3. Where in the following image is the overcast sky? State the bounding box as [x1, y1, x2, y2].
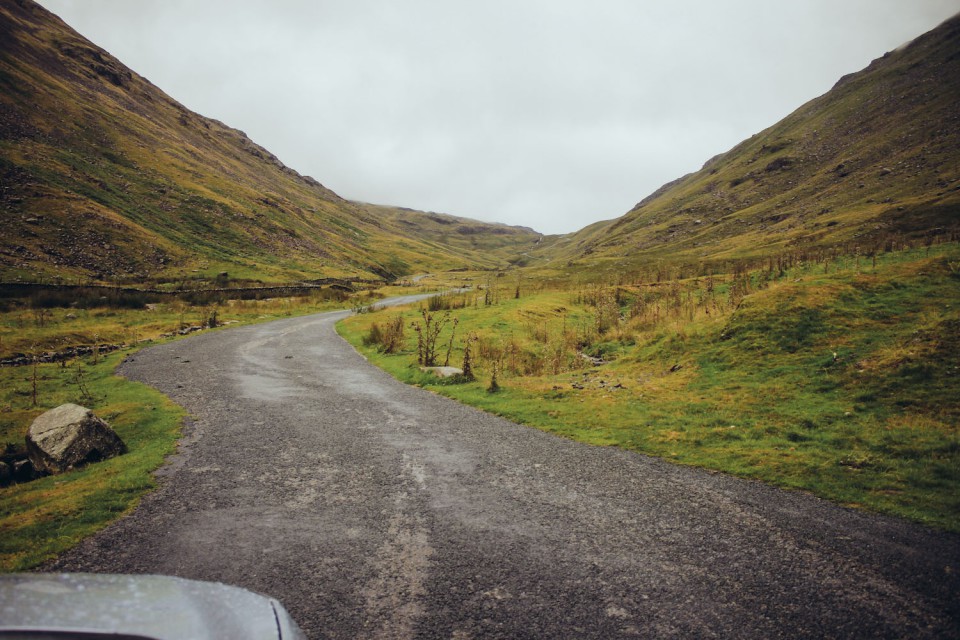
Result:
[38, 1, 958, 235]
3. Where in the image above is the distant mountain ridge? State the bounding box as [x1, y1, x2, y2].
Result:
[0, 0, 543, 284]
[539, 13, 960, 271]
[3, 0, 956, 284]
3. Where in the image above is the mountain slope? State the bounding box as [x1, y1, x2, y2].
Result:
[541, 13, 960, 271]
[0, 0, 542, 284]
[355, 202, 547, 269]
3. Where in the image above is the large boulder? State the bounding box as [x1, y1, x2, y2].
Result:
[26, 404, 126, 475]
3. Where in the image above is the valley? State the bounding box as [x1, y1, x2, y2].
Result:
[0, 1, 958, 636]
[40, 294, 960, 640]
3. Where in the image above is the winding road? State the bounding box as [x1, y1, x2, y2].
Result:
[48, 301, 960, 639]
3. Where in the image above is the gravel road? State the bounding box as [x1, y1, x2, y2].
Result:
[48, 303, 960, 639]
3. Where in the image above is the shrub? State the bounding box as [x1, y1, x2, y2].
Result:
[428, 292, 469, 311]
[461, 333, 476, 381]
[363, 322, 384, 347]
[381, 315, 405, 354]
[412, 309, 451, 366]
[362, 315, 405, 353]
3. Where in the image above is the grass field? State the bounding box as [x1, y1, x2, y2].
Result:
[340, 244, 960, 531]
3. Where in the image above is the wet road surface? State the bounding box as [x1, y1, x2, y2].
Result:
[48, 305, 960, 638]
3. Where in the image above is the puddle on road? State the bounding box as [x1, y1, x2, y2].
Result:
[236, 372, 310, 401]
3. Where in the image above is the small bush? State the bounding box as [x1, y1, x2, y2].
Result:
[428, 292, 469, 311]
[363, 315, 405, 353]
[363, 322, 385, 347]
[412, 309, 451, 366]
[381, 315, 405, 353]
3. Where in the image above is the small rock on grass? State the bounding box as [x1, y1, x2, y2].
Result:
[421, 366, 464, 378]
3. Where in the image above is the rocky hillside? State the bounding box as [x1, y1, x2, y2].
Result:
[0, 0, 542, 284]
[540, 13, 960, 271]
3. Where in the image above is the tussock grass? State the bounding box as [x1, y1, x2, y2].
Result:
[0, 289, 363, 360]
[340, 244, 960, 531]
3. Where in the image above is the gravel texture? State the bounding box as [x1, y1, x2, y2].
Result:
[47, 305, 960, 639]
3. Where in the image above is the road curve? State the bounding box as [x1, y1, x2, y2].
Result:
[48, 305, 960, 639]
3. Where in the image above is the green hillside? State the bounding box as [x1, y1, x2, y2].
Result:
[0, 1, 542, 285]
[355, 203, 549, 270]
[534, 13, 960, 275]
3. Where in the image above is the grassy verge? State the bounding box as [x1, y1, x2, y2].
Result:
[0, 353, 181, 570]
[0, 288, 379, 359]
[0, 283, 441, 571]
[339, 244, 960, 531]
